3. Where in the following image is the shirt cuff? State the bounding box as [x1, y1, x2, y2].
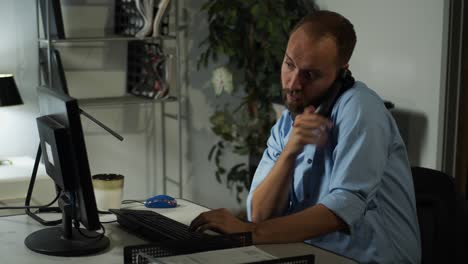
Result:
[318, 189, 366, 229]
[246, 192, 253, 222]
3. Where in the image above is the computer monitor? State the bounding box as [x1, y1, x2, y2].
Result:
[24, 86, 109, 256]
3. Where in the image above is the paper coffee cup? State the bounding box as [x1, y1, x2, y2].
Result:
[92, 173, 124, 211]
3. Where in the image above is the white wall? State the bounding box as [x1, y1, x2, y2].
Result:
[0, 1, 41, 158]
[182, 1, 249, 211]
[316, 0, 449, 169]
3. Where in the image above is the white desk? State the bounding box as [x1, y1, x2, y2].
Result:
[0, 156, 55, 203]
[0, 199, 357, 264]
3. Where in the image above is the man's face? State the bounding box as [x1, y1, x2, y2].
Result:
[281, 27, 341, 115]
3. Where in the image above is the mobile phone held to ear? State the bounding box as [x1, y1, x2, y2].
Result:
[314, 69, 351, 117]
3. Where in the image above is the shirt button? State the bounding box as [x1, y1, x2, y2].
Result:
[307, 159, 312, 164]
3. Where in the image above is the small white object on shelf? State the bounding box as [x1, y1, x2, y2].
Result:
[152, 0, 171, 37]
[135, 0, 155, 38]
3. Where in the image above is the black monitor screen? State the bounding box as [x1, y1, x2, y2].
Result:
[25, 86, 109, 256]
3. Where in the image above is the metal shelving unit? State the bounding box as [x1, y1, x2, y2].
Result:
[36, 0, 183, 198]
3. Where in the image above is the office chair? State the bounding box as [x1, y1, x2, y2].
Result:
[411, 167, 457, 264]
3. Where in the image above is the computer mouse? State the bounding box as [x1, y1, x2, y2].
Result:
[144, 194, 177, 208]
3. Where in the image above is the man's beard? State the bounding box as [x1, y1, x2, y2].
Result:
[282, 89, 314, 119]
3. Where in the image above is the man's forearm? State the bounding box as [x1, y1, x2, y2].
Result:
[251, 204, 347, 244]
[251, 150, 297, 222]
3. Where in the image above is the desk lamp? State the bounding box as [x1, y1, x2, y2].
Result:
[0, 74, 23, 166]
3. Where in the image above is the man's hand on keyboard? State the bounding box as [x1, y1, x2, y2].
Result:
[189, 208, 255, 234]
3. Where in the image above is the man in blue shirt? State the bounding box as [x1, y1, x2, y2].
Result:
[190, 10, 420, 263]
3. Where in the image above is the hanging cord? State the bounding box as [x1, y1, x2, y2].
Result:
[122, 199, 145, 205]
[73, 219, 106, 240]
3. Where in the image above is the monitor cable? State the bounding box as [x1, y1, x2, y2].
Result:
[73, 219, 106, 240]
[122, 199, 145, 205]
[0, 190, 61, 223]
[0, 190, 60, 210]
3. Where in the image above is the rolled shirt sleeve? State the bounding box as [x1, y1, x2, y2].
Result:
[318, 92, 390, 229]
[246, 111, 290, 221]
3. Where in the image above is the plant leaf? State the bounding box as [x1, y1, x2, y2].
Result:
[208, 144, 217, 161]
[215, 171, 221, 183]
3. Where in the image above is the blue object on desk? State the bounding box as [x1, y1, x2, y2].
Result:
[144, 194, 177, 208]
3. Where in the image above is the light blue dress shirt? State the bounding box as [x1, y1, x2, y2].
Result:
[247, 81, 421, 263]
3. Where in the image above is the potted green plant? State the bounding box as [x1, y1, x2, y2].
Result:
[198, 0, 317, 203]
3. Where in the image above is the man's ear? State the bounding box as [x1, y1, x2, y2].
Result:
[343, 63, 349, 70]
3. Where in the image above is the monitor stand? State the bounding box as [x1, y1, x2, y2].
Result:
[24, 195, 109, 257]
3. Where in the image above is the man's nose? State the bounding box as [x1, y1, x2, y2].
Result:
[288, 71, 302, 90]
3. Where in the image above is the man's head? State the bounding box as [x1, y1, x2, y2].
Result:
[282, 10, 357, 115]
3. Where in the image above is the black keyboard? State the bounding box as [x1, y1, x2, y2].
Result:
[110, 209, 213, 242]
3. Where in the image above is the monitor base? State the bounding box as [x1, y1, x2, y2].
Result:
[25, 226, 109, 257]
